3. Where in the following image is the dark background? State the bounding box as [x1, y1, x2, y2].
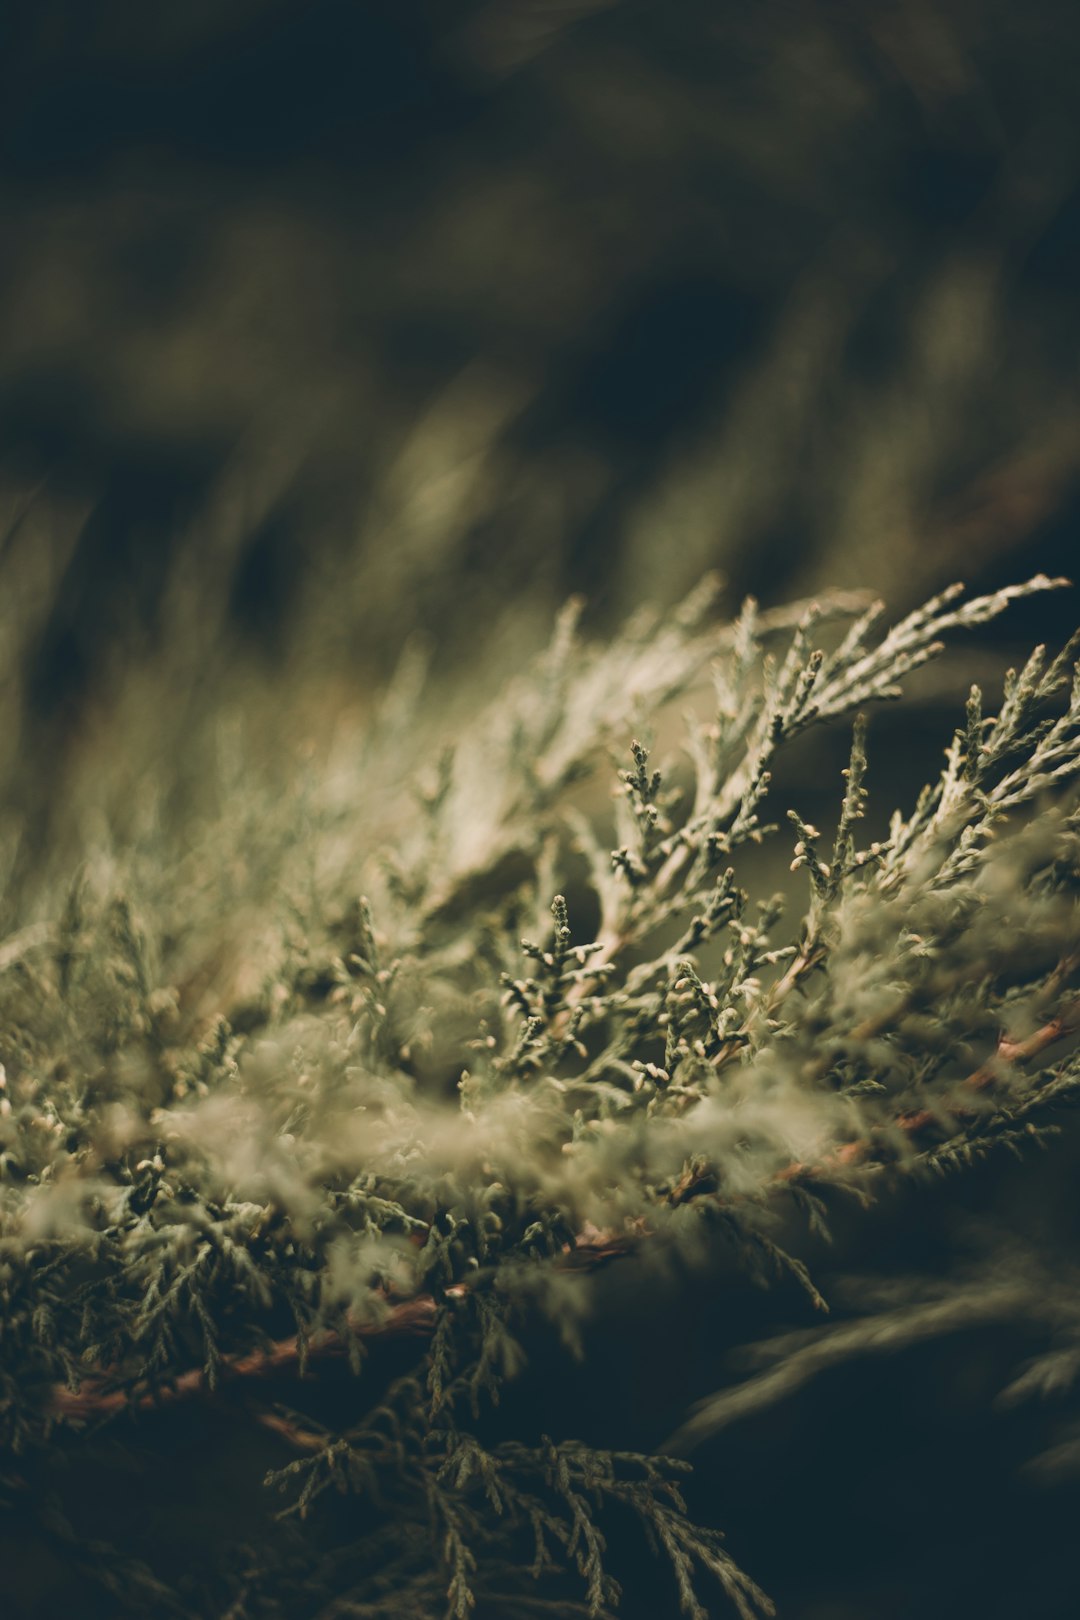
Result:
[2, 0, 1079, 883]
[2, 3, 1080, 1615]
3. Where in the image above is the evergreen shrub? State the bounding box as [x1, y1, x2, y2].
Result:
[2, 574, 1079, 1616]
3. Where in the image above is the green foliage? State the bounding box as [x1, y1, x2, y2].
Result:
[1, 574, 1079, 1616]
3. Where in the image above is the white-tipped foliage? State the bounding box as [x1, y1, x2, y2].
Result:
[1, 575, 1078, 1616]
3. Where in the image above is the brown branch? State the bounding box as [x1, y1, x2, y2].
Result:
[892, 1007, 1080, 1136]
[250, 1407, 331, 1452]
[783, 999, 1080, 1180]
[672, 998, 1080, 1203]
[49, 1000, 1079, 1432]
[49, 1295, 439, 1425]
[46, 1236, 635, 1430]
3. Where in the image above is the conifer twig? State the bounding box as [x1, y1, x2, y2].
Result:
[13, 573, 1080, 1617]
[50, 992, 1078, 1430]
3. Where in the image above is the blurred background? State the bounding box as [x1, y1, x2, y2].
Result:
[2, 8, 1080, 1614]
[1, 0, 1079, 902]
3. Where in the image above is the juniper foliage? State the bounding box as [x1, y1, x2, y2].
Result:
[1, 574, 1079, 1617]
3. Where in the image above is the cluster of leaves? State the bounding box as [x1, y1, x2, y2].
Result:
[1, 575, 1079, 1616]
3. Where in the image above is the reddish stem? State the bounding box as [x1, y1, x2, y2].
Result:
[49, 1004, 1077, 1429]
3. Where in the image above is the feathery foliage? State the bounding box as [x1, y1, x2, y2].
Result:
[1, 573, 1079, 1617]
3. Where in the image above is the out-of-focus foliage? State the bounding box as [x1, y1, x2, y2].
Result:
[2, 576, 1078, 1616]
[2, 0, 1080, 898]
